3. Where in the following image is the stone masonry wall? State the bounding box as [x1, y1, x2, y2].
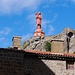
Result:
[42, 60, 75, 75]
[51, 40, 64, 53]
[12, 36, 21, 48]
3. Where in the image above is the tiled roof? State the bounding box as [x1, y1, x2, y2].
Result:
[24, 50, 75, 58]
[0, 48, 75, 59]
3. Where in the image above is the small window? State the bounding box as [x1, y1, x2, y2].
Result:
[66, 61, 74, 70]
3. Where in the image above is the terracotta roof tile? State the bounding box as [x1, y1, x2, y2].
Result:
[63, 53, 75, 57]
[24, 50, 51, 54]
[24, 50, 75, 58]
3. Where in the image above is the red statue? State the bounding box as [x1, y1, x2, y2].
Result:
[34, 12, 44, 36]
[36, 12, 42, 29]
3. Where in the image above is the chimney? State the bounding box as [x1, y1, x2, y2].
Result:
[12, 36, 21, 49]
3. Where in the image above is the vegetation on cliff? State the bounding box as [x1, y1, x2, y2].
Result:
[44, 42, 51, 51]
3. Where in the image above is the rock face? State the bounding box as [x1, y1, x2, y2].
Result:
[23, 36, 52, 51]
[23, 28, 75, 53]
[61, 28, 75, 53]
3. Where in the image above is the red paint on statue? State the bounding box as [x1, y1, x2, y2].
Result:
[36, 12, 42, 29]
[34, 12, 44, 36]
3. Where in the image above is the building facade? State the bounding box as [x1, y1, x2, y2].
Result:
[0, 48, 75, 75]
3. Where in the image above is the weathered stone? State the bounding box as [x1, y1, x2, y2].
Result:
[12, 36, 21, 49]
[51, 39, 64, 53]
[23, 28, 75, 53]
[34, 36, 41, 41]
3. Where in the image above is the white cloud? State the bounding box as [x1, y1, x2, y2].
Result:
[50, 25, 54, 32]
[27, 13, 35, 25]
[42, 13, 58, 27]
[71, 0, 75, 2]
[42, 0, 57, 4]
[50, 13, 58, 23]
[0, 37, 5, 42]
[42, 20, 50, 25]
[42, 13, 57, 33]
[41, 19, 55, 35]
[47, 25, 55, 35]
[27, 13, 36, 31]
[43, 0, 75, 8]
[0, 0, 75, 14]
[0, 27, 11, 35]
[42, 20, 50, 29]
[0, 0, 41, 14]
[21, 33, 33, 42]
[71, 0, 75, 4]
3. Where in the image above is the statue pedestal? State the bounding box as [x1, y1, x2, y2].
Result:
[34, 29, 44, 36]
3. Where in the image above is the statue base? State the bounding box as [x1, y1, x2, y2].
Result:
[34, 29, 44, 36]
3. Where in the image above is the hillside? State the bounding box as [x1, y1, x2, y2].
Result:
[22, 28, 75, 53]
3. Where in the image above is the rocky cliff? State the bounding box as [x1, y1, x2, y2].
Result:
[23, 28, 75, 53]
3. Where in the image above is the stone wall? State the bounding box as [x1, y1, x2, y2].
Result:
[12, 36, 21, 49]
[42, 60, 75, 75]
[0, 48, 75, 75]
[51, 39, 64, 53]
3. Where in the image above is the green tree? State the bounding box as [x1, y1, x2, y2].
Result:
[73, 51, 75, 54]
[22, 42, 26, 48]
[44, 42, 51, 51]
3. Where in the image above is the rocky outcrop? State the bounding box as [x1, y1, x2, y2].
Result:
[23, 28, 75, 53]
[61, 28, 75, 53]
[23, 36, 52, 51]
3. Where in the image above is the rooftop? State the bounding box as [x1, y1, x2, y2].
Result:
[0, 48, 75, 60]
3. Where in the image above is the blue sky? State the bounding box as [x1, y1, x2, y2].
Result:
[0, 0, 75, 48]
